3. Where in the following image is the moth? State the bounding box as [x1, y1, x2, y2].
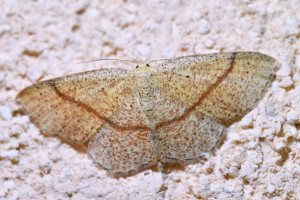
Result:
[17, 52, 280, 177]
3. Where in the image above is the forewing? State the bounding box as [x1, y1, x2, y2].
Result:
[17, 68, 132, 142]
[151, 52, 280, 125]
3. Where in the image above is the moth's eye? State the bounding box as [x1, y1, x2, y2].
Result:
[146, 64, 150, 67]
[136, 66, 139, 68]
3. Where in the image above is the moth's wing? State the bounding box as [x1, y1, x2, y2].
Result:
[17, 68, 158, 176]
[151, 52, 280, 163]
[152, 52, 280, 124]
[88, 75, 158, 177]
[88, 125, 157, 177]
[17, 68, 131, 142]
[155, 109, 225, 163]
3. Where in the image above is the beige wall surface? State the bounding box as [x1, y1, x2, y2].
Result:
[0, 0, 299, 199]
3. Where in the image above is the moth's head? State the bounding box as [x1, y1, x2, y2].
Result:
[135, 63, 150, 71]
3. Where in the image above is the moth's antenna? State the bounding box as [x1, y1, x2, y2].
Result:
[79, 58, 138, 65]
[147, 58, 170, 64]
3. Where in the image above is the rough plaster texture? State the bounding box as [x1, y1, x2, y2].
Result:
[0, 0, 299, 199]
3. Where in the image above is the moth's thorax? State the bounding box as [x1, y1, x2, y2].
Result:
[135, 69, 155, 123]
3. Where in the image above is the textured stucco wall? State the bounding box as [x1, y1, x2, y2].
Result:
[0, 0, 299, 199]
